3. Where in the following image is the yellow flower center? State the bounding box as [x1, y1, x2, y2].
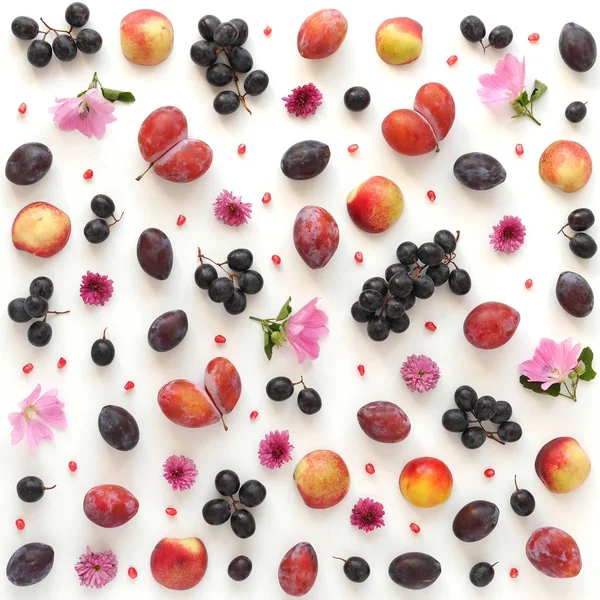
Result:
[23, 406, 38, 422]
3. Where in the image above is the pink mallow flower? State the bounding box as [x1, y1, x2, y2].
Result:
[477, 54, 525, 103]
[401, 354, 440, 393]
[520, 338, 582, 390]
[8, 384, 67, 450]
[490, 215, 526, 254]
[350, 498, 385, 533]
[285, 298, 329, 363]
[258, 430, 294, 469]
[74, 547, 118, 589]
[282, 83, 323, 118]
[49, 88, 117, 139]
[213, 190, 252, 227]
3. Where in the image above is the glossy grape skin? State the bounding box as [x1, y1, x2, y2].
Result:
[461, 427, 486, 449]
[565, 101, 587, 123]
[497, 421, 522, 442]
[449, 269, 471, 295]
[460, 15, 486, 42]
[12, 17, 39, 40]
[281, 141, 331, 180]
[511, 484, 535, 517]
[238, 480, 266, 507]
[238, 270, 263, 294]
[442, 409, 469, 432]
[385, 263, 407, 281]
[351, 301, 374, 323]
[147, 310, 188, 352]
[362, 277, 388, 296]
[98, 405, 140, 451]
[27, 321, 52, 347]
[5, 143, 52, 185]
[388, 313, 410, 333]
[91, 194, 115, 218]
[214, 91, 240, 115]
[298, 388, 322, 414]
[202, 499, 231, 525]
[24, 296, 48, 318]
[190, 40, 218, 66]
[453, 153, 506, 190]
[359, 289, 382, 312]
[568, 208, 594, 231]
[417, 242, 444, 266]
[266, 377, 294, 401]
[488, 25, 513, 48]
[388, 553, 441, 590]
[434, 229, 457, 253]
[213, 22, 239, 46]
[367, 316, 390, 341]
[16, 476, 47, 502]
[76, 29, 102, 53]
[556, 271, 594, 317]
[227, 248, 253, 271]
[559, 22, 597, 72]
[342, 556, 370, 582]
[8, 298, 31, 323]
[224, 289, 247, 314]
[208, 277, 234, 303]
[194, 264, 218, 289]
[215, 470, 240, 496]
[427, 263, 450, 286]
[29, 277, 53, 300]
[401, 294, 416, 311]
[389, 272, 413, 298]
[27, 40, 52, 67]
[228, 556, 252, 581]
[455, 385, 478, 411]
[84, 219, 110, 243]
[198, 15, 221, 41]
[52, 35, 77, 61]
[228, 46, 253, 73]
[384, 297, 405, 319]
[396, 241, 418, 265]
[91, 337, 115, 366]
[65, 3, 90, 28]
[490, 401, 512, 423]
[136, 228, 173, 280]
[452, 500, 499, 542]
[6, 543, 54, 587]
[344, 86, 371, 111]
[244, 70, 269, 96]
[469, 562, 495, 587]
[230, 509, 256, 538]
[230, 19, 249, 46]
[569, 233, 597, 258]
[412, 275, 434, 299]
[473, 396, 497, 421]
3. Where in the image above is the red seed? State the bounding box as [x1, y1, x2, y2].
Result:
[410, 522, 421, 534]
[447, 55, 458, 66]
[165, 507, 177, 517]
[354, 251, 364, 263]
[264, 25, 272, 36]
[365, 463, 375, 474]
[272, 255, 281, 265]
[15, 519, 25, 531]
[357, 365, 365, 377]
[215, 335, 226, 344]
[18, 103, 27, 115]
[68, 461, 78, 472]
[176, 214, 186, 226]
[525, 279, 533, 289]
[528, 33, 540, 42]
[22, 363, 34, 374]
[57, 357, 67, 369]
[128, 567, 138, 579]
[484, 468, 495, 478]
[250, 410, 259, 421]
[347, 144, 359, 154]
[424, 321, 437, 332]
[124, 381, 135, 391]
[427, 190, 436, 202]
[515, 143, 524, 156]
[510, 568, 519, 579]
[237, 143, 246, 155]
[262, 192, 272, 204]
[83, 169, 93, 180]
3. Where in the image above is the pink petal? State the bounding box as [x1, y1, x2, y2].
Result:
[25, 419, 54, 451]
[35, 395, 67, 429]
[9, 413, 26, 445]
[18, 384, 42, 409]
[290, 298, 319, 322]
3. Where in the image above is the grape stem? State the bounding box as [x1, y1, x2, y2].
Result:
[332, 557, 347, 563]
[39, 18, 73, 38]
[292, 376, 306, 390]
[223, 49, 252, 115]
[557, 226, 572, 239]
[469, 418, 506, 445]
[108, 212, 124, 227]
[197, 249, 240, 280]
[43, 310, 70, 322]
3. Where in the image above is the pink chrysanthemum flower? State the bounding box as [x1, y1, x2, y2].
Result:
[490, 215, 526, 254]
[163, 455, 198, 491]
[8, 384, 67, 451]
[80, 272, 113, 306]
[49, 88, 117, 139]
[258, 430, 294, 469]
[520, 338, 582, 390]
[74, 547, 118, 589]
[401, 354, 440, 393]
[285, 298, 329, 363]
[477, 54, 525, 103]
[213, 190, 252, 227]
[350, 498, 385, 533]
[282, 83, 323, 117]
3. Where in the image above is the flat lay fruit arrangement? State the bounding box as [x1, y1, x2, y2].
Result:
[2, 2, 598, 598]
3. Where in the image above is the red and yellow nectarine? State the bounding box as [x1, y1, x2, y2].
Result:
[150, 537, 208, 590]
[294, 450, 350, 509]
[12, 202, 71, 258]
[399, 457, 453, 508]
[347, 176, 404, 234]
[120, 9, 174, 66]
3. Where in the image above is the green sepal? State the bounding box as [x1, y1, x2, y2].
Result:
[275, 297, 293, 322]
[519, 375, 561, 396]
[263, 331, 274, 361]
[578, 347, 596, 381]
[530, 80, 548, 103]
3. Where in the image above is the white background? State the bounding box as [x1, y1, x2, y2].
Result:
[1, 1, 598, 598]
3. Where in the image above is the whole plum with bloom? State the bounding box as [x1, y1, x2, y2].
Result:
[294, 450, 350, 509]
[98, 405, 139, 451]
[12, 202, 71, 258]
[350, 498, 385, 532]
[357, 401, 411, 443]
[83, 484, 138, 528]
[154, 139, 213, 183]
[293, 206, 339, 269]
[6, 543, 54, 587]
[535, 437, 590, 493]
[150, 538, 208, 590]
[559, 22, 597, 72]
[204, 357, 242, 414]
[388, 553, 441, 590]
[401, 354, 440, 393]
[382, 110, 437, 156]
[453, 153, 507, 191]
[347, 176, 404, 233]
[278, 542, 318, 596]
[526, 527, 582, 578]
[452, 500, 499, 542]
[413, 83, 455, 141]
[148, 310, 188, 352]
[137, 228, 173, 280]
[281, 140, 330, 180]
[463, 302, 520, 349]
[400, 457, 453, 508]
[539, 140, 592, 193]
[297, 9, 347, 59]
[157, 380, 221, 428]
[375, 17, 423, 65]
[120, 10, 174, 66]
[5, 142, 52, 186]
[556, 271, 594, 318]
[74, 547, 118, 589]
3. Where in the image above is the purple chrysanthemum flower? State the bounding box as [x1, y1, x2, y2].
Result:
[74, 547, 118, 589]
[282, 83, 323, 118]
[163, 455, 198, 491]
[350, 498, 385, 532]
[80, 272, 113, 306]
[258, 430, 294, 469]
[490, 215, 526, 254]
[401, 354, 440, 393]
[213, 190, 252, 227]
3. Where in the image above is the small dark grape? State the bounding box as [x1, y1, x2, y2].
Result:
[341, 557, 370, 583]
[412, 275, 435, 299]
[266, 377, 294, 401]
[238, 270, 263, 294]
[91, 194, 115, 218]
[12, 16, 39, 40]
[351, 301, 374, 323]
[84, 219, 110, 244]
[490, 401, 512, 424]
[385, 263, 408, 281]
[433, 230, 457, 254]
[238, 480, 266, 507]
[396, 241, 418, 265]
[215, 470, 240, 496]
[28, 321, 52, 347]
[565, 101, 587, 123]
[454, 385, 477, 411]
[442, 409, 469, 432]
[223, 289, 247, 315]
[427, 263, 450, 286]
[208, 277, 234, 302]
[417, 242, 444, 266]
[343, 86, 371, 111]
[8, 298, 32, 323]
[227, 248, 253, 271]
[198, 15, 221, 41]
[448, 269, 471, 295]
[27, 40, 52, 68]
[569, 233, 597, 259]
[214, 91, 240, 115]
[91, 337, 115, 366]
[228, 556, 252, 581]
[213, 22, 239, 46]
[384, 297, 404, 319]
[488, 25, 513, 49]
[202, 498, 231, 525]
[460, 16, 486, 42]
[243, 70, 269, 96]
[228, 46, 253, 73]
[510, 478, 535, 516]
[401, 293, 416, 311]
[230, 19, 249, 46]
[362, 277, 388, 296]
[207, 63, 234, 86]
[76, 29, 102, 53]
[473, 396, 497, 421]
[497, 421, 522, 443]
[29, 277, 54, 300]
[358, 289, 383, 312]
[24, 295, 48, 318]
[190, 40, 218, 67]
[469, 562, 495, 587]
[568, 208, 594, 231]
[194, 264, 218, 289]
[230, 509, 255, 538]
[65, 3, 90, 28]
[388, 272, 413, 298]
[387, 313, 410, 333]
[16, 476, 47, 502]
[53, 34, 77, 61]
[298, 388, 322, 414]
[367, 316, 390, 342]
[461, 427, 486, 449]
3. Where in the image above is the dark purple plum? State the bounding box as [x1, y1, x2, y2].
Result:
[148, 310, 188, 352]
[136, 228, 173, 280]
[5, 143, 53, 186]
[388, 553, 441, 590]
[98, 405, 140, 451]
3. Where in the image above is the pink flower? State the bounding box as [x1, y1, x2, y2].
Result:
[74, 547, 118, 589]
[478, 54, 525, 103]
[49, 88, 117, 139]
[8, 384, 67, 451]
[258, 430, 294, 469]
[213, 190, 252, 227]
[401, 354, 440, 393]
[350, 498, 385, 533]
[282, 83, 323, 117]
[80, 271, 113, 306]
[163, 455, 198, 491]
[490, 215, 526, 253]
[520, 338, 582, 390]
[285, 298, 329, 363]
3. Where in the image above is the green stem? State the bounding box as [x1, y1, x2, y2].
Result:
[525, 106, 541, 126]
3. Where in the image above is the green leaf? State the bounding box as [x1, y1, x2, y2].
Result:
[578, 347, 596, 381]
[516, 90, 530, 106]
[275, 297, 293, 322]
[530, 80, 548, 103]
[117, 91, 135, 103]
[263, 332, 274, 361]
[100, 87, 121, 102]
[76, 90, 86, 98]
[268, 323, 281, 333]
[519, 375, 561, 396]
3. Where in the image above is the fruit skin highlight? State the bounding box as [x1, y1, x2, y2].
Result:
[150, 537, 208, 590]
[297, 9, 347, 59]
[120, 9, 174, 66]
[294, 450, 350, 509]
[347, 176, 404, 233]
[539, 140, 592, 193]
[534, 437, 591, 493]
[12, 202, 71, 258]
[376, 17, 423, 65]
[526, 527, 582, 578]
[399, 457, 453, 508]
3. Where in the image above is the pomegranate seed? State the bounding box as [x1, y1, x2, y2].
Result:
[354, 251, 364, 263]
[215, 335, 226, 344]
[22, 363, 33, 374]
[528, 33, 540, 42]
[515, 143, 524, 156]
[357, 365, 365, 377]
[264, 25, 272, 36]
[510, 568, 519, 579]
[128, 567, 138, 579]
[525, 278, 533, 289]
[176, 214, 186, 226]
[250, 410, 259, 421]
[272, 255, 281, 265]
[410, 522, 421, 534]
[124, 381, 135, 391]
[447, 55, 458, 66]
[424, 321, 437, 332]
[57, 357, 67, 369]
[165, 507, 177, 517]
[15, 519, 25, 531]
[347, 144, 359, 154]
[426, 190, 436, 202]
[68, 461, 78, 472]
[365, 463, 375, 474]
[83, 169, 93, 180]
[262, 192, 272, 204]
[484, 468, 496, 478]
[237, 143, 246, 155]
[18, 103, 27, 114]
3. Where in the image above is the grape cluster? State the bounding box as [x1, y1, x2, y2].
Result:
[559, 208, 597, 259]
[460, 15, 513, 50]
[190, 15, 269, 115]
[202, 470, 266, 539]
[351, 230, 471, 342]
[195, 248, 264, 315]
[84, 195, 123, 244]
[442, 385, 522, 449]
[12, 3, 102, 68]
[7, 277, 69, 347]
[266, 376, 322, 415]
